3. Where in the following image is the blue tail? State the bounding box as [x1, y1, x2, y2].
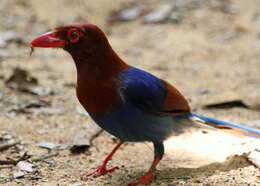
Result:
[189, 113, 260, 138]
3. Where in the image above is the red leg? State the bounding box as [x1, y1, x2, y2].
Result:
[84, 141, 124, 177]
[130, 156, 161, 185]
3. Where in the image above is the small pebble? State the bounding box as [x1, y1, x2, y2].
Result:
[36, 141, 59, 150]
[13, 171, 25, 179]
[70, 183, 83, 186]
[143, 2, 175, 23]
[17, 161, 35, 172]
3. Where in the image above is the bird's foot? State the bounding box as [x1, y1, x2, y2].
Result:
[84, 164, 119, 178]
[129, 172, 153, 186]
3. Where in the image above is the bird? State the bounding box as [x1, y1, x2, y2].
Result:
[30, 23, 260, 185]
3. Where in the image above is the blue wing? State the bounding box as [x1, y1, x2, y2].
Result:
[119, 66, 166, 113]
[118, 66, 190, 115]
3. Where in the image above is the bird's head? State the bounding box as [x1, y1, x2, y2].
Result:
[31, 22, 127, 75]
[31, 23, 112, 62]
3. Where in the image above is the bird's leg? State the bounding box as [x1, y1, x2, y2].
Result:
[130, 142, 164, 185]
[130, 156, 161, 185]
[85, 141, 124, 177]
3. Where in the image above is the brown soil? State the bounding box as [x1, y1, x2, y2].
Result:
[0, 0, 259, 185]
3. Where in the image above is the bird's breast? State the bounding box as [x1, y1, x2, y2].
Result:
[76, 77, 120, 115]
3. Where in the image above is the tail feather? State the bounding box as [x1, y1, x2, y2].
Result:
[189, 113, 260, 138]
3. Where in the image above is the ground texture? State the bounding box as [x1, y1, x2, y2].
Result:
[0, 0, 260, 185]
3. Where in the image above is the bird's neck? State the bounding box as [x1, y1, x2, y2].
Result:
[72, 45, 128, 79]
[69, 46, 128, 115]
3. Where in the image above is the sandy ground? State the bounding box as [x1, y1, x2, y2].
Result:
[0, 0, 260, 185]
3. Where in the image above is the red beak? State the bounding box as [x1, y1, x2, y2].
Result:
[30, 31, 68, 48]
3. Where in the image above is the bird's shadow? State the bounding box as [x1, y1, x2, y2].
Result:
[115, 153, 251, 185]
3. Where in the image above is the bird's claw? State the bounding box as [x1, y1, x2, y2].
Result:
[129, 172, 153, 186]
[84, 165, 119, 178]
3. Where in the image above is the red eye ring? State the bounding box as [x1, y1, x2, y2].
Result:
[68, 28, 80, 43]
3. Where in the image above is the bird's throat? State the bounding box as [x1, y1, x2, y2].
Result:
[71, 48, 128, 115]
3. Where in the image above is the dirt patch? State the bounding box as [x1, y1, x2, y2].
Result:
[0, 0, 260, 185]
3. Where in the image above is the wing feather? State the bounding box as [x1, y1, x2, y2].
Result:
[119, 67, 190, 116]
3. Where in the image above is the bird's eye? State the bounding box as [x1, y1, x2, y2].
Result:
[68, 28, 80, 43]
